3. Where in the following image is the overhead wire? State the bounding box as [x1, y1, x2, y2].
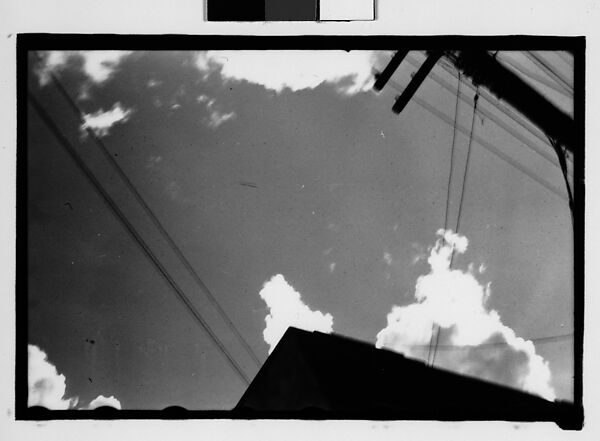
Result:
[408, 332, 573, 351]
[427, 71, 462, 367]
[42, 63, 263, 368]
[380, 51, 574, 368]
[404, 55, 570, 175]
[28, 88, 252, 386]
[494, 53, 573, 98]
[433, 55, 573, 165]
[388, 79, 569, 202]
[556, 51, 574, 68]
[442, 71, 463, 238]
[431, 87, 479, 367]
[524, 51, 574, 95]
[450, 88, 479, 269]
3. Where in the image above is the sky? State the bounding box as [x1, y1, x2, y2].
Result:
[26, 50, 574, 410]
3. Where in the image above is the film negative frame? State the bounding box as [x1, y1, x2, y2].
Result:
[16, 34, 584, 429]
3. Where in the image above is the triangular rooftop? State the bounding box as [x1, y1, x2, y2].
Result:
[235, 327, 577, 427]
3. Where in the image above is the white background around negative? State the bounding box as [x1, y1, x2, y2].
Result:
[320, 0, 375, 20]
[0, 0, 599, 440]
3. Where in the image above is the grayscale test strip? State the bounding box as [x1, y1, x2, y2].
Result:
[206, 0, 374, 22]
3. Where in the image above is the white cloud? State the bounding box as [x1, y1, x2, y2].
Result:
[375, 229, 556, 401]
[197, 94, 214, 105]
[259, 274, 334, 353]
[197, 94, 236, 129]
[28, 344, 123, 410]
[207, 109, 236, 128]
[87, 395, 122, 410]
[81, 102, 133, 137]
[28, 344, 78, 409]
[37, 51, 132, 86]
[195, 51, 377, 95]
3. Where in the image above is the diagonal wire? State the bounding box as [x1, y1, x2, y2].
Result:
[495, 52, 573, 98]
[45, 67, 263, 368]
[443, 71, 463, 238]
[408, 332, 573, 351]
[387, 80, 568, 201]
[427, 71, 462, 366]
[557, 51, 574, 68]
[524, 51, 573, 95]
[431, 88, 479, 367]
[434, 55, 573, 165]
[28, 89, 251, 386]
[450, 89, 479, 269]
[405, 55, 571, 175]
[410, 53, 573, 166]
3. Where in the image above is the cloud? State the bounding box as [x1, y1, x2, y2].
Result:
[86, 395, 122, 410]
[195, 51, 377, 95]
[259, 274, 334, 353]
[36, 51, 132, 86]
[197, 94, 236, 129]
[28, 344, 78, 409]
[28, 344, 123, 410]
[207, 109, 236, 128]
[375, 229, 556, 401]
[383, 252, 393, 266]
[81, 102, 133, 137]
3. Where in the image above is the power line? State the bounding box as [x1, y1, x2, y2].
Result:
[382, 52, 558, 163]
[556, 51, 574, 68]
[524, 51, 573, 95]
[406, 332, 573, 350]
[431, 89, 479, 367]
[388, 80, 569, 202]
[428, 71, 462, 367]
[404, 55, 570, 175]
[46, 70, 263, 369]
[495, 53, 573, 98]
[443, 71, 463, 238]
[450, 89, 479, 268]
[434, 55, 573, 165]
[28, 89, 252, 386]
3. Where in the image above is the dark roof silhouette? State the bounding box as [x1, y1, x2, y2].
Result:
[235, 327, 579, 428]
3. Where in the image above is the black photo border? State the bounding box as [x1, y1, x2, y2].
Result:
[15, 34, 585, 429]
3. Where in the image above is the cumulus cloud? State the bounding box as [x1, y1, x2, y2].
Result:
[195, 51, 377, 95]
[86, 395, 122, 410]
[259, 274, 334, 353]
[28, 344, 123, 410]
[375, 229, 556, 401]
[81, 102, 133, 137]
[28, 344, 78, 409]
[36, 51, 132, 86]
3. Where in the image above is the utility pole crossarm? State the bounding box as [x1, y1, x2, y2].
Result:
[450, 51, 576, 155]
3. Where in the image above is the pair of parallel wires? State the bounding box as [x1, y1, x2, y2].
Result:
[28, 56, 261, 386]
[426, 69, 479, 367]
[386, 52, 574, 366]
